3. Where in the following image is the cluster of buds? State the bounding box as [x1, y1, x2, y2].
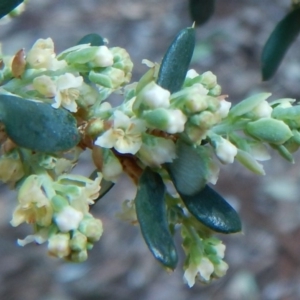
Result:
[182, 225, 228, 287]
[9, 160, 103, 262]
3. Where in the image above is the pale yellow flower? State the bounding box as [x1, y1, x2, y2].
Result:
[26, 38, 66, 70]
[33, 73, 83, 112]
[95, 110, 146, 154]
[11, 175, 53, 227]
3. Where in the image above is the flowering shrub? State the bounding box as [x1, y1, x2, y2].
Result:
[1, 0, 300, 288]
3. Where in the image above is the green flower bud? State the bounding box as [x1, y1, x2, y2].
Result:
[143, 108, 187, 134]
[70, 250, 88, 263]
[65, 47, 100, 64]
[69, 230, 87, 251]
[272, 105, 300, 129]
[199, 71, 217, 89]
[89, 67, 125, 89]
[235, 149, 265, 175]
[79, 216, 103, 242]
[246, 118, 293, 145]
[110, 47, 133, 77]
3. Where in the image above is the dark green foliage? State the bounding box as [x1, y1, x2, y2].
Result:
[165, 140, 209, 196]
[135, 168, 178, 269]
[189, 0, 215, 26]
[156, 27, 195, 94]
[0, 95, 80, 152]
[180, 185, 242, 233]
[0, 0, 23, 19]
[261, 7, 300, 80]
[77, 33, 105, 46]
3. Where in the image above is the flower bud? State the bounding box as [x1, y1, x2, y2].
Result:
[251, 100, 273, 118]
[143, 108, 187, 134]
[55, 206, 83, 232]
[210, 135, 237, 164]
[48, 233, 71, 258]
[70, 250, 88, 263]
[272, 105, 300, 129]
[200, 71, 217, 89]
[139, 81, 170, 109]
[79, 216, 103, 242]
[137, 135, 176, 167]
[246, 118, 293, 145]
[89, 67, 125, 89]
[69, 230, 87, 251]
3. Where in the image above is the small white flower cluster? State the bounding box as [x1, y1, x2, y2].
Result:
[10, 161, 103, 262]
[0, 38, 133, 114]
[182, 233, 228, 287]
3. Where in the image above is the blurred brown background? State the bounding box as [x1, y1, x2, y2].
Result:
[1, 0, 300, 299]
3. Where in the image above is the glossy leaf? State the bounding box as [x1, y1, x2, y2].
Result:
[189, 0, 215, 26]
[157, 27, 195, 94]
[180, 185, 242, 233]
[135, 167, 178, 270]
[261, 7, 300, 81]
[166, 140, 214, 196]
[0, 0, 23, 19]
[77, 33, 105, 46]
[0, 95, 80, 152]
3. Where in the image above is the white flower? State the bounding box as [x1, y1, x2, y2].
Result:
[214, 260, 229, 278]
[33, 73, 83, 112]
[140, 81, 170, 109]
[26, 38, 66, 70]
[92, 46, 114, 67]
[137, 136, 176, 167]
[52, 73, 83, 112]
[186, 69, 199, 79]
[95, 110, 146, 154]
[212, 243, 226, 259]
[165, 109, 187, 134]
[252, 100, 273, 118]
[215, 137, 237, 164]
[55, 206, 83, 232]
[184, 257, 215, 287]
[217, 99, 232, 118]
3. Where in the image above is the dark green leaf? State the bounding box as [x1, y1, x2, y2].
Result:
[0, 0, 23, 19]
[157, 27, 195, 94]
[180, 185, 242, 233]
[135, 167, 178, 270]
[165, 140, 212, 196]
[261, 7, 300, 80]
[189, 0, 215, 26]
[77, 33, 105, 46]
[0, 95, 80, 152]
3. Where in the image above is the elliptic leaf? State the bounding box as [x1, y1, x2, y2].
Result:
[0, 0, 23, 19]
[135, 167, 178, 270]
[157, 27, 195, 94]
[261, 7, 300, 80]
[189, 0, 215, 26]
[77, 33, 105, 46]
[0, 95, 80, 152]
[180, 185, 242, 233]
[166, 140, 214, 196]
